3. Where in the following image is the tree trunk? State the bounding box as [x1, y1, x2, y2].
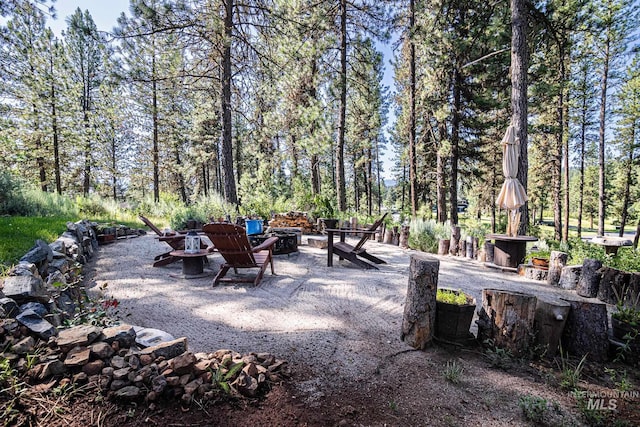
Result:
[437, 239, 450, 255]
[449, 68, 461, 225]
[598, 33, 610, 236]
[560, 299, 609, 362]
[634, 219, 640, 250]
[576, 258, 603, 298]
[437, 122, 448, 224]
[408, 0, 417, 218]
[401, 254, 439, 350]
[547, 251, 568, 287]
[511, 0, 529, 235]
[152, 42, 159, 203]
[534, 299, 570, 357]
[399, 225, 410, 249]
[619, 127, 634, 236]
[221, 0, 238, 205]
[335, 0, 347, 212]
[476, 289, 537, 357]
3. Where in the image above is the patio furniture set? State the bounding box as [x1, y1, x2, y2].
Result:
[139, 214, 389, 287]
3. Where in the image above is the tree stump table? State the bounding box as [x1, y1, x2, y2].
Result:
[485, 234, 537, 269]
[169, 250, 210, 279]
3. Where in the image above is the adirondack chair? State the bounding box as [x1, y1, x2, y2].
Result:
[139, 215, 209, 267]
[202, 223, 278, 287]
[328, 213, 388, 270]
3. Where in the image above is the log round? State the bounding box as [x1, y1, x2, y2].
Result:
[458, 239, 467, 257]
[450, 226, 461, 256]
[484, 242, 495, 263]
[597, 266, 631, 305]
[576, 258, 603, 298]
[534, 299, 570, 357]
[547, 251, 568, 287]
[437, 239, 450, 256]
[401, 254, 439, 350]
[476, 289, 537, 357]
[560, 298, 609, 362]
[399, 225, 410, 249]
[558, 265, 582, 290]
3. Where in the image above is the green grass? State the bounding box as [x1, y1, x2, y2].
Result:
[0, 216, 77, 270]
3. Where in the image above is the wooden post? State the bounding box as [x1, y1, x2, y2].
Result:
[534, 299, 570, 357]
[558, 265, 582, 290]
[401, 254, 439, 350]
[484, 241, 495, 263]
[576, 258, 603, 298]
[458, 239, 466, 257]
[450, 226, 461, 256]
[560, 298, 609, 362]
[476, 289, 537, 357]
[547, 251, 568, 287]
[472, 237, 479, 260]
[465, 236, 473, 258]
[383, 229, 394, 244]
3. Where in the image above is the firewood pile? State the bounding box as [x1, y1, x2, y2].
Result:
[268, 211, 315, 233]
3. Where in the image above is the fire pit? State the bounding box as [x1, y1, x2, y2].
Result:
[249, 232, 298, 255]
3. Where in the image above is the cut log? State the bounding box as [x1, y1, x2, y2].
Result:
[465, 236, 473, 258]
[547, 251, 568, 287]
[576, 258, 603, 298]
[534, 299, 570, 357]
[476, 289, 537, 357]
[524, 266, 548, 281]
[399, 225, 410, 249]
[401, 254, 439, 350]
[558, 265, 582, 290]
[560, 298, 609, 362]
[472, 237, 479, 260]
[437, 239, 450, 256]
[450, 226, 461, 256]
[484, 242, 495, 264]
[597, 266, 631, 305]
[383, 229, 394, 244]
[392, 226, 400, 246]
[458, 239, 466, 257]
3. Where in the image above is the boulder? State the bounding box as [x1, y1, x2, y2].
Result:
[103, 324, 137, 348]
[140, 337, 188, 360]
[171, 352, 197, 375]
[19, 302, 48, 317]
[0, 297, 20, 317]
[2, 275, 50, 304]
[16, 309, 57, 340]
[64, 347, 91, 367]
[56, 325, 102, 352]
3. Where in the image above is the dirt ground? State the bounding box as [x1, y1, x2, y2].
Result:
[10, 234, 640, 426]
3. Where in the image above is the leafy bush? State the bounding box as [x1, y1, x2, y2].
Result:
[544, 238, 640, 272]
[437, 289, 473, 305]
[0, 172, 76, 217]
[408, 218, 450, 253]
[168, 194, 237, 229]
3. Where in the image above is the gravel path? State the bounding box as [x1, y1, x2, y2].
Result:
[87, 234, 590, 383]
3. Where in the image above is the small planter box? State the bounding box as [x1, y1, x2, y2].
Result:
[435, 289, 476, 344]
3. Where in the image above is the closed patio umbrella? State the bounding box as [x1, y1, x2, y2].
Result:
[496, 124, 528, 236]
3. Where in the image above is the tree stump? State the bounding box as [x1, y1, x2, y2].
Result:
[560, 298, 609, 362]
[450, 226, 461, 256]
[534, 299, 570, 357]
[576, 258, 603, 298]
[597, 266, 631, 305]
[383, 229, 394, 244]
[472, 237, 479, 260]
[458, 239, 466, 257]
[476, 289, 537, 357]
[399, 225, 410, 249]
[401, 254, 439, 350]
[547, 251, 568, 287]
[437, 239, 450, 256]
[465, 236, 474, 258]
[392, 226, 400, 246]
[524, 266, 548, 281]
[484, 242, 495, 263]
[558, 265, 582, 290]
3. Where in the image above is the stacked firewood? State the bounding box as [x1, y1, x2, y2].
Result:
[268, 212, 315, 233]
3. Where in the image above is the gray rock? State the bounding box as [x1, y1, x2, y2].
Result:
[16, 309, 57, 340]
[111, 355, 127, 369]
[102, 324, 136, 348]
[114, 385, 141, 400]
[11, 336, 36, 354]
[56, 325, 102, 352]
[9, 262, 39, 277]
[48, 258, 69, 274]
[140, 337, 188, 360]
[82, 360, 105, 376]
[134, 327, 174, 348]
[110, 379, 129, 391]
[20, 239, 53, 264]
[54, 292, 75, 316]
[44, 313, 61, 327]
[2, 275, 50, 304]
[19, 302, 48, 317]
[0, 298, 20, 317]
[46, 270, 67, 288]
[49, 240, 66, 255]
[113, 367, 132, 381]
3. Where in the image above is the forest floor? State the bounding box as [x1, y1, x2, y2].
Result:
[9, 234, 640, 426]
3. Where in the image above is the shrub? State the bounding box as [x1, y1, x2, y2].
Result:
[408, 219, 449, 253]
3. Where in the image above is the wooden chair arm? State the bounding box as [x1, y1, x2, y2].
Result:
[252, 236, 279, 252]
